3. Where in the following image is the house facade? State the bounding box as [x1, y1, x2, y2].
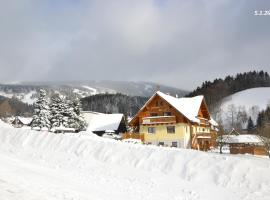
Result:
[128, 91, 218, 151]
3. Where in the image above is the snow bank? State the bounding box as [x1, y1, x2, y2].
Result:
[0, 121, 270, 199]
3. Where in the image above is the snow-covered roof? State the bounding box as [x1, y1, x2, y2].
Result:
[82, 112, 124, 132]
[143, 91, 204, 123]
[224, 134, 265, 144]
[16, 117, 33, 125]
[209, 117, 218, 127]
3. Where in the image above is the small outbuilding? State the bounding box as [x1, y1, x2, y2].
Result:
[11, 116, 33, 128]
[225, 134, 269, 156]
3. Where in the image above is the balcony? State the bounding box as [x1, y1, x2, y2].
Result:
[196, 117, 210, 125]
[141, 116, 176, 125]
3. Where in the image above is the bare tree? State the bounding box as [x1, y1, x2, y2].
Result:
[226, 104, 237, 129]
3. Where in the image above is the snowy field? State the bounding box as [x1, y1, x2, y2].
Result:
[0, 122, 270, 200]
[221, 87, 270, 114]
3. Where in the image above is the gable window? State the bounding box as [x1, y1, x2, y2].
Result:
[172, 142, 178, 147]
[163, 112, 171, 116]
[148, 127, 156, 134]
[167, 126, 175, 134]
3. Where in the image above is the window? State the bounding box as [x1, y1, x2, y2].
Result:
[172, 142, 178, 147]
[163, 112, 171, 116]
[148, 127, 156, 134]
[150, 113, 158, 116]
[202, 128, 205, 132]
[158, 142, 164, 146]
[167, 126, 175, 134]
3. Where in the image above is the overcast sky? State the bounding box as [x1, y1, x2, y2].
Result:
[0, 0, 270, 90]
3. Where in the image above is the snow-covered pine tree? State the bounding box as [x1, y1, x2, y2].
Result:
[31, 89, 51, 129]
[67, 98, 87, 131]
[49, 94, 69, 129]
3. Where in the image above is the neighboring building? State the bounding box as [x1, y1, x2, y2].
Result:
[127, 91, 218, 151]
[82, 111, 127, 136]
[224, 134, 269, 156]
[11, 116, 33, 128]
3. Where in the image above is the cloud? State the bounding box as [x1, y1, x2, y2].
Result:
[0, 0, 269, 89]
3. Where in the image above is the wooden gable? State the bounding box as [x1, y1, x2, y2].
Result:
[129, 93, 189, 126]
[197, 99, 210, 119]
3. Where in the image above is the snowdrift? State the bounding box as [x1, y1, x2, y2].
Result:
[0, 122, 270, 199]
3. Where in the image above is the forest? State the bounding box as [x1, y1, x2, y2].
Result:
[187, 71, 270, 113]
[81, 93, 148, 117]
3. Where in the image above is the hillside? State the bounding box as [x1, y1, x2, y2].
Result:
[0, 122, 270, 200]
[219, 87, 270, 129]
[81, 93, 148, 116]
[221, 87, 270, 114]
[0, 81, 188, 104]
[187, 71, 270, 113]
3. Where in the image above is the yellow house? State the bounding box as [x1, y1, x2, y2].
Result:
[128, 91, 218, 151]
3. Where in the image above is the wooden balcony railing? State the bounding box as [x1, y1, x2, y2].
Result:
[196, 117, 210, 125]
[141, 116, 176, 125]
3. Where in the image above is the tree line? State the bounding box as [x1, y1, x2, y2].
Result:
[0, 96, 33, 118]
[187, 70, 270, 112]
[257, 107, 270, 138]
[81, 93, 148, 117]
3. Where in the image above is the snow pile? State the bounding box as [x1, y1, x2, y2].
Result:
[0, 122, 270, 199]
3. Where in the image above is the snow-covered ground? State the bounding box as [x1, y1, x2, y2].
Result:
[0, 122, 270, 200]
[221, 87, 270, 114]
[220, 87, 270, 128]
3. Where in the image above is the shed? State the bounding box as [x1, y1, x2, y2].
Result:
[225, 134, 269, 156]
[11, 116, 33, 128]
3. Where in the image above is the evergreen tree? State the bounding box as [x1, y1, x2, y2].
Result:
[49, 94, 69, 128]
[247, 117, 255, 133]
[49, 95, 86, 131]
[31, 89, 51, 129]
[67, 98, 87, 131]
[50, 94, 64, 128]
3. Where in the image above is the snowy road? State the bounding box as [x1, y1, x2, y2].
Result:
[0, 125, 270, 200]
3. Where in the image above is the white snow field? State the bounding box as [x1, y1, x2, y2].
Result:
[0, 122, 270, 200]
[221, 87, 270, 114]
